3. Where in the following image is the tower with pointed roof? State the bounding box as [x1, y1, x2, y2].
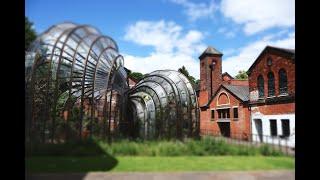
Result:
[198, 46, 223, 106]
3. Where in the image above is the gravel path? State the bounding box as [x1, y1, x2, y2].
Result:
[27, 170, 294, 180]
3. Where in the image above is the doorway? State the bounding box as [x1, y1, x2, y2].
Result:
[254, 119, 263, 142]
[218, 122, 230, 137]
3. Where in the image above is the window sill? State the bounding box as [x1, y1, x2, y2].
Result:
[217, 118, 231, 122]
[233, 118, 239, 121]
[278, 93, 289, 97]
[279, 135, 290, 139]
[266, 96, 276, 99]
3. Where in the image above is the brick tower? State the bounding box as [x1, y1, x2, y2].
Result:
[198, 46, 223, 106]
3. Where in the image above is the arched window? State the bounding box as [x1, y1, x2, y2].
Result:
[268, 72, 275, 97]
[279, 69, 288, 95]
[257, 75, 264, 98]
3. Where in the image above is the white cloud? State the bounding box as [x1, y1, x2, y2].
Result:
[222, 32, 295, 76]
[217, 27, 236, 38]
[217, 27, 226, 33]
[220, 0, 295, 35]
[225, 31, 235, 38]
[124, 20, 206, 79]
[169, 0, 218, 21]
[222, 48, 238, 56]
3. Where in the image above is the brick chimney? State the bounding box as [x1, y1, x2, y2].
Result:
[199, 46, 223, 106]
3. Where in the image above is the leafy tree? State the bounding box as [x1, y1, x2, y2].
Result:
[178, 66, 197, 86]
[128, 72, 144, 81]
[178, 66, 190, 77]
[235, 70, 248, 80]
[25, 16, 37, 51]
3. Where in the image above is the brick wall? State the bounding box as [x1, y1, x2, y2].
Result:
[199, 55, 222, 105]
[249, 52, 295, 97]
[200, 87, 250, 140]
[251, 102, 295, 115]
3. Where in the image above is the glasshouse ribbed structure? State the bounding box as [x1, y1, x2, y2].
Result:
[25, 22, 199, 143]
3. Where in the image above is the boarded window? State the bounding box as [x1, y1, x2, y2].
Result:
[211, 110, 215, 120]
[218, 109, 230, 119]
[233, 108, 238, 119]
[281, 119, 290, 138]
[270, 119, 277, 137]
[279, 69, 288, 95]
[268, 72, 275, 96]
[257, 75, 264, 98]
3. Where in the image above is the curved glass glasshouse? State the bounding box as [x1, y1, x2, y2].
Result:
[25, 22, 199, 142]
[128, 70, 199, 139]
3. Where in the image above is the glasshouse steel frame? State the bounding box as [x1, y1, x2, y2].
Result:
[25, 23, 199, 143]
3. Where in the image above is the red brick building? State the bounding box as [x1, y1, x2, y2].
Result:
[198, 45, 295, 145]
[198, 46, 250, 140]
[248, 46, 295, 147]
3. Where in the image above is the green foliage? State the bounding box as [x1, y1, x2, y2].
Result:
[25, 16, 37, 51]
[27, 136, 286, 157]
[26, 156, 294, 173]
[259, 144, 284, 156]
[128, 72, 144, 81]
[178, 66, 198, 86]
[104, 137, 285, 157]
[235, 70, 248, 80]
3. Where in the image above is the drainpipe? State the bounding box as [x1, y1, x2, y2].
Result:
[248, 102, 252, 141]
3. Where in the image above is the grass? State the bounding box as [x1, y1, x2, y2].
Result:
[26, 137, 293, 173]
[26, 156, 294, 173]
[26, 136, 286, 157]
[98, 137, 285, 156]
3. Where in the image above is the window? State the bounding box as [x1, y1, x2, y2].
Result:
[279, 69, 288, 95]
[270, 119, 277, 137]
[226, 109, 230, 118]
[211, 110, 215, 120]
[267, 72, 275, 97]
[233, 108, 238, 119]
[281, 119, 290, 138]
[267, 57, 272, 66]
[217, 109, 230, 119]
[257, 75, 264, 98]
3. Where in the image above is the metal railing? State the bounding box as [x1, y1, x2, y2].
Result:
[200, 129, 295, 156]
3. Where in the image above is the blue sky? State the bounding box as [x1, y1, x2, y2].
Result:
[26, 0, 295, 79]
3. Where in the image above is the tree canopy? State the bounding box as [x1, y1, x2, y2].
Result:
[235, 70, 248, 80]
[178, 66, 199, 86]
[128, 72, 145, 81]
[25, 16, 37, 51]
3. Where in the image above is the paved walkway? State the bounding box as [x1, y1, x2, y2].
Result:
[27, 170, 294, 180]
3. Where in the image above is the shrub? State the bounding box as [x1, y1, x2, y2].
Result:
[27, 136, 286, 157]
[259, 144, 283, 156]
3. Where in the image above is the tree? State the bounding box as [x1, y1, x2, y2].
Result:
[178, 66, 198, 86]
[128, 72, 144, 81]
[178, 66, 190, 77]
[235, 70, 248, 80]
[25, 16, 37, 51]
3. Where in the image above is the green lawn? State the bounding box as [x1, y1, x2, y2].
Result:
[26, 156, 294, 173]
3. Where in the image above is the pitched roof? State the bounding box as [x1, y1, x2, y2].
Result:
[222, 72, 234, 79]
[200, 84, 249, 108]
[199, 46, 223, 59]
[269, 46, 295, 54]
[247, 45, 295, 74]
[222, 84, 249, 102]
